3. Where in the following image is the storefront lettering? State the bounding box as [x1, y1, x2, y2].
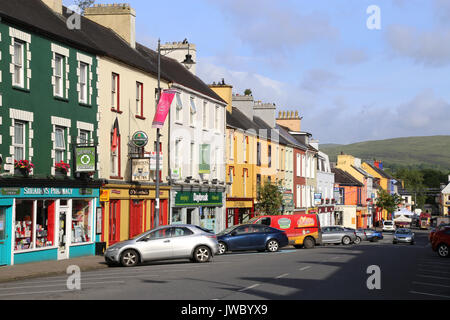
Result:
[193, 193, 208, 203]
[23, 187, 74, 196]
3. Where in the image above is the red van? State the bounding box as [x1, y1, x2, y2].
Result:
[249, 214, 322, 249]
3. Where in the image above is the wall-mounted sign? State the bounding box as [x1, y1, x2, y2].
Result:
[100, 190, 110, 202]
[175, 191, 222, 207]
[1, 188, 20, 196]
[131, 158, 150, 181]
[199, 144, 210, 174]
[131, 131, 148, 148]
[129, 189, 150, 196]
[75, 146, 96, 172]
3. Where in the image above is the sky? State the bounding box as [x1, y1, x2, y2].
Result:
[64, 0, 450, 144]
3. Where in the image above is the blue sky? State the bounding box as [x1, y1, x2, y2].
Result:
[64, 0, 450, 144]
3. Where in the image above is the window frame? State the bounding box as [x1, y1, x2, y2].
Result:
[54, 54, 65, 98]
[79, 62, 89, 104]
[189, 97, 197, 127]
[13, 40, 25, 88]
[54, 126, 66, 164]
[135, 81, 145, 119]
[13, 120, 26, 161]
[111, 73, 121, 113]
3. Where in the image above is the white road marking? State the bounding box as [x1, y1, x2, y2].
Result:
[412, 282, 450, 289]
[275, 273, 289, 279]
[409, 291, 450, 299]
[238, 284, 260, 292]
[299, 266, 312, 271]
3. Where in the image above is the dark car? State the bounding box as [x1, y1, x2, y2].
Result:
[216, 224, 289, 254]
[432, 226, 450, 258]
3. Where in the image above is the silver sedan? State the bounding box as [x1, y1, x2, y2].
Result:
[104, 224, 219, 267]
[321, 226, 358, 245]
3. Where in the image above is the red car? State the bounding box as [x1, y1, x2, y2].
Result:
[431, 226, 450, 258]
[430, 223, 450, 243]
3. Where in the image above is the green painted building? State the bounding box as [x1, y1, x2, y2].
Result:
[0, 0, 103, 266]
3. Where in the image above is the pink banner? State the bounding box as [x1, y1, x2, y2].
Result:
[152, 89, 177, 129]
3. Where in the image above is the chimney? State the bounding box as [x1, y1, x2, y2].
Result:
[253, 101, 277, 127]
[275, 110, 302, 132]
[160, 41, 197, 75]
[232, 94, 254, 120]
[41, 0, 63, 14]
[209, 80, 233, 113]
[85, 4, 136, 48]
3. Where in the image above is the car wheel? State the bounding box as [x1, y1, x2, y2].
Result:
[342, 236, 351, 245]
[437, 244, 449, 258]
[354, 237, 361, 245]
[266, 239, 280, 252]
[193, 246, 212, 263]
[303, 237, 315, 249]
[120, 249, 139, 267]
[218, 242, 227, 255]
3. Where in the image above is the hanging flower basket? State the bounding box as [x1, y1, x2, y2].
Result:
[14, 160, 34, 176]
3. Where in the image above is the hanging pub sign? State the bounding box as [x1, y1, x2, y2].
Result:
[131, 158, 151, 182]
[75, 146, 96, 172]
[131, 131, 149, 148]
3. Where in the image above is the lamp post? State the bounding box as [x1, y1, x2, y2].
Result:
[154, 38, 195, 228]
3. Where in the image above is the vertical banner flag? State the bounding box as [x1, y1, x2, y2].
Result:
[111, 117, 120, 152]
[152, 89, 178, 128]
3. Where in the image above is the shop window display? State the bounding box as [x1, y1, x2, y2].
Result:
[14, 200, 34, 251]
[72, 200, 92, 243]
[200, 207, 216, 232]
[36, 200, 55, 248]
[171, 208, 182, 224]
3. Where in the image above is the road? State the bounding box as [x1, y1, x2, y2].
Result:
[0, 230, 448, 300]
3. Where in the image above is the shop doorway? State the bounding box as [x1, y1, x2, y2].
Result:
[109, 200, 120, 245]
[186, 208, 194, 225]
[57, 206, 70, 260]
[129, 200, 143, 238]
[0, 207, 9, 266]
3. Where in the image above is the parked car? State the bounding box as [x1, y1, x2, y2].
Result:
[344, 228, 367, 244]
[429, 223, 450, 243]
[249, 213, 322, 249]
[321, 226, 357, 245]
[431, 226, 450, 258]
[382, 220, 396, 233]
[364, 229, 383, 242]
[216, 224, 289, 254]
[393, 228, 415, 245]
[104, 224, 219, 267]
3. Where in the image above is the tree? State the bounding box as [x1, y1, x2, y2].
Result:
[255, 180, 283, 215]
[375, 189, 403, 220]
[73, 0, 95, 13]
[244, 89, 252, 96]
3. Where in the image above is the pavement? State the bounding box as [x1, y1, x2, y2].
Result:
[0, 255, 108, 283]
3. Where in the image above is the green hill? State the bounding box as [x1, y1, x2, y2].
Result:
[321, 136, 450, 171]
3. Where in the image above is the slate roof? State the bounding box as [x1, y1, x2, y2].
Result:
[332, 168, 364, 187]
[365, 162, 393, 179]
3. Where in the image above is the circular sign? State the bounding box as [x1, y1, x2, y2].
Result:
[80, 154, 91, 165]
[132, 131, 148, 148]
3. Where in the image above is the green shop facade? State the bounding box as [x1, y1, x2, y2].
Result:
[0, 17, 102, 265]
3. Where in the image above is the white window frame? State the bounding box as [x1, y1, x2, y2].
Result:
[190, 142, 195, 177]
[54, 54, 64, 98]
[243, 135, 247, 163]
[175, 138, 182, 170]
[189, 97, 197, 127]
[202, 101, 208, 129]
[175, 93, 183, 123]
[13, 40, 25, 88]
[54, 126, 66, 163]
[13, 121, 26, 161]
[215, 105, 220, 131]
[111, 73, 118, 109]
[79, 62, 88, 104]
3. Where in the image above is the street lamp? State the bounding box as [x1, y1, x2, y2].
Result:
[154, 38, 196, 227]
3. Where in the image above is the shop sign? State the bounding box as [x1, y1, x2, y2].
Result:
[23, 187, 73, 196]
[100, 190, 110, 202]
[314, 193, 322, 206]
[131, 158, 150, 181]
[282, 192, 294, 211]
[75, 146, 96, 172]
[149, 152, 163, 171]
[1, 188, 20, 196]
[227, 200, 253, 208]
[129, 189, 150, 196]
[79, 188, 93, 195]
[175, 191, 222, 207]
[131, 131, 148, 148]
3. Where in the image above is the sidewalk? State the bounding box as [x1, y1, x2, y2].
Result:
[0, 255, 108, 283]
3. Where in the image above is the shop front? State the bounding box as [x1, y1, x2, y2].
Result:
[226, 198, 254, 228]
[100, 184, 170, 247]
[171, 188, 225, 233]
[318, 205, 335, 227]
[0, 184, 100, 266]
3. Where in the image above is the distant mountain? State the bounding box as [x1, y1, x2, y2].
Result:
[320, 136, 450, 171]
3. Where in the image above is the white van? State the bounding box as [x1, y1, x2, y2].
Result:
[382, 220, 395, 232]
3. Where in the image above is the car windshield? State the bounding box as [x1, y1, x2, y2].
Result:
[384, 221, 393, 225]
[217, 226, 238, 236]
[396, 229, 411, 234]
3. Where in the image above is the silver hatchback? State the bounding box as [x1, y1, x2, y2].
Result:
[321, 226, 358, 245]
[104, 224, 219, 267]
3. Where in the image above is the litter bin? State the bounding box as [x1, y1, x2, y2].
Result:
[95, 242, 106, 256]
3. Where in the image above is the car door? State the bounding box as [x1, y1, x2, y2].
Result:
[137, 227, 173, 261]
[226, 225, 253, 250]
[248, 225, 268, 249]
[321, 227, 332, 243]
[332, 227, 344, 242]
[170, 227, 196, 258]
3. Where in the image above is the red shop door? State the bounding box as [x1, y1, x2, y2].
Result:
[129, 200, 143, 238]
[109, 200, 121, 245]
